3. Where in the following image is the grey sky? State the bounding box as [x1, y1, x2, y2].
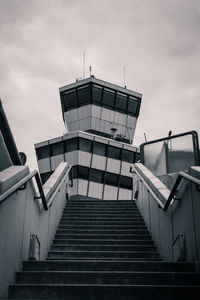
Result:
[0, 0, 199, 170]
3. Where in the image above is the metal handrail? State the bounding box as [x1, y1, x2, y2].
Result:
[0, 166, 72, 210]
[133, 166, 200, 211]
[164, 171, 200, 211]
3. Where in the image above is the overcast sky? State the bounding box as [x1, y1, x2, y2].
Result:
[0, 0, 199, 171]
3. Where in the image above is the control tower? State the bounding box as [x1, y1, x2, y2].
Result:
[35, 76, 142, 200]
[60, 76, 142, 144]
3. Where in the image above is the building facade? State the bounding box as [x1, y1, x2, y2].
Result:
[35, 76, 142, 200]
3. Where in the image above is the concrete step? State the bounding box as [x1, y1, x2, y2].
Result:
[47, 250, 160, 259]
[55, 233, 152, 240]
[67, 200, 135, 204]
[59, 220, 145, 225]
[63, 205, 139, 213]
[46, 257, 162, 261]
[62, 212, 142, 217]
[50, 245, 157, 252]
[9, 284, 200, 300]
[56, 229, 149, 234]
[52, 239, 154, 246]
[22, 260, 196, 272]
[63, 209, 139, 213]
[61, 216, 144, 221]
[15, 271, 200, 285]
[57, 224, 147, 230]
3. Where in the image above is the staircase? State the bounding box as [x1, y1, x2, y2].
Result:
[9, 199, 200, 299]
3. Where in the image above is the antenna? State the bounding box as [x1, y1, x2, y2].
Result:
[83, 51, 85, 79]
[89, 66, 92, 77]
[123, 65, 126, 88]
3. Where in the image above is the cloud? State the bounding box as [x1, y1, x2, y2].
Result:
[0, 0, 199, 170]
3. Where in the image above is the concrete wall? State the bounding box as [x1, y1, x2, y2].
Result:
[133, 163, 200, 263]
[0, 162, 70, 299]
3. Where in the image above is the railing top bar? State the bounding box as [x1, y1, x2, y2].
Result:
[140, 130, 198, 149]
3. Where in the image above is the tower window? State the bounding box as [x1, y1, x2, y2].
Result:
[107, 146, 121, 160]
[64, 138, 78, 152]
[115, 93, 127, 113]
[93, 141, 107, 156]
[63, 89, 77, 110]
[119, 175, 133, 190]
[105, 172, 118, 186]
[79, 166, 89, 180]
[36, 145, 49, 160]
[128, 97, 138, 116]
[90, 169, 104, 183]
[92, 84, 102, 104]
[79, 138, 92, 152]
[77, 85, 91, 106]
[121, 149, 134, 163]
[50, 142, 63, 156]
[102, 88, 115, 108]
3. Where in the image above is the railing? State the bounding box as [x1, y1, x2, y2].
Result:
[133, 165, 200, 211]
[140, 131, 200, 176]
[0, 166, 72, 210]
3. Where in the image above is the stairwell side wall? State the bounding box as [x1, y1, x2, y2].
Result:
[133, 163, 200, 263]
[0, 163, 69, 299]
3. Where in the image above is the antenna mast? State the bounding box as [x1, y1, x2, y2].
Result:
[83, 51, 85, 79]
[123, 65, 126, 88]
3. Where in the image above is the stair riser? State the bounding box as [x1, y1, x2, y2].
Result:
[55, 234, 152, 240]
[53, 239, 154, 246]
[56, 230, 149, 234]
[22, 261, 196, 272]
[59, 221, 145, 225]
[9, 285, 200, 300]
[64, 208, 138, 211]
[50, 245, 156, 252]
[58, 225, 147, 230]
[63, 211, 142, 219]
[16, 272, 200, 285]
[61, 217, 144, 224]
[48, 251, 160, 259]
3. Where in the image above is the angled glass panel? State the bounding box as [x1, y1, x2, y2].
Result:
[115, 93, 127, 113]
[107, 146, 121, 160]
[79, 138, 92, 152]
[128, 97, 138, 116]
[93, 142, 107, 156]
[50, 142, 63, 156]
[36, 145, 49, 160]
[63, 89, 77, 110]
[102, 88, 115, 109]
[64, 137, 78, 153]
[92, 84, 102, 104]
[105, 172, 118, 186]
[78, 85, 90, 106]
[90, 168, 104, 183]
[121, 149, 134, 163]
[119, 175, 133, 190]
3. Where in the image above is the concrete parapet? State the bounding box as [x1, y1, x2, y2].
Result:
[0, 165, 29, 194]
